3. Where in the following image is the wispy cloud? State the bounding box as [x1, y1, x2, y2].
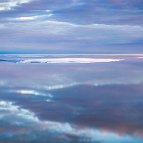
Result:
[13, 14, 53, 21]
[0, 19, 142, 53]
[14, 16, 39, 21]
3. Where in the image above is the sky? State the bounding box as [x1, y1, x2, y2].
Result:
[0, 0, 143, 54]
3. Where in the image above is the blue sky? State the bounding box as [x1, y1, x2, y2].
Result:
[0, 0, 143, 54]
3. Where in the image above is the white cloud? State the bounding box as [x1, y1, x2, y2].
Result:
[16, 89, 44, 96]
[44, 82, 78, 91]
[18, 58, 123, 64]
[0, 100, 39, 123]
[14, 14, 53, 21]
[0, 0, 32, 11]
[10, 89, 53, 97]
[15, 16, 39, 21]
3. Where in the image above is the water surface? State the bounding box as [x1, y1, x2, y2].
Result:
[0, 54, 143, 143]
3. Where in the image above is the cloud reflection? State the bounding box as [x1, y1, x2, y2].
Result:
[18, 58, 123, 64]
[0, 100, 142, 143]
[0, 55, 143, 142]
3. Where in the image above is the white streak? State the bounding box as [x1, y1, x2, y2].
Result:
[18, 58, 123, 64]
[12, 89, 53, 98]
[15, 16, 39, 21]
[44, 83, 77, 91]
[14, 14, 53, 21]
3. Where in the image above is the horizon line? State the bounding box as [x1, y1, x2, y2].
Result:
[1, 54, 143, 55]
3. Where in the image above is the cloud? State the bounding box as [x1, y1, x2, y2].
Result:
[17, 57, 123, 64]
[0, 100, 39, 123]
[45, 83, 77, 90]
[14, 16, 39, 21]
[0, 100, 142, 142]
[10, 89, 54, 99]
[13, 13, 53, 21]
[1, 19, 142, 38]
[14, 89, 46, 96]
[0, 19, 142, 53]
[0, 0, 33, 11]
[0, 0, 142, 53]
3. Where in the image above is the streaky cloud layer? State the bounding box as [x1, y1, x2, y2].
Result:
[0, 0, 142, 53]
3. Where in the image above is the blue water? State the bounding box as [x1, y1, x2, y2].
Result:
[0, 54, 143, 143]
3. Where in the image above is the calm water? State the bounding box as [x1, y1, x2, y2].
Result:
[0, 54, 143, 143]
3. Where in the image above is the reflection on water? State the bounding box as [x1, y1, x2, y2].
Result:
[0, 54, 143, 143]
